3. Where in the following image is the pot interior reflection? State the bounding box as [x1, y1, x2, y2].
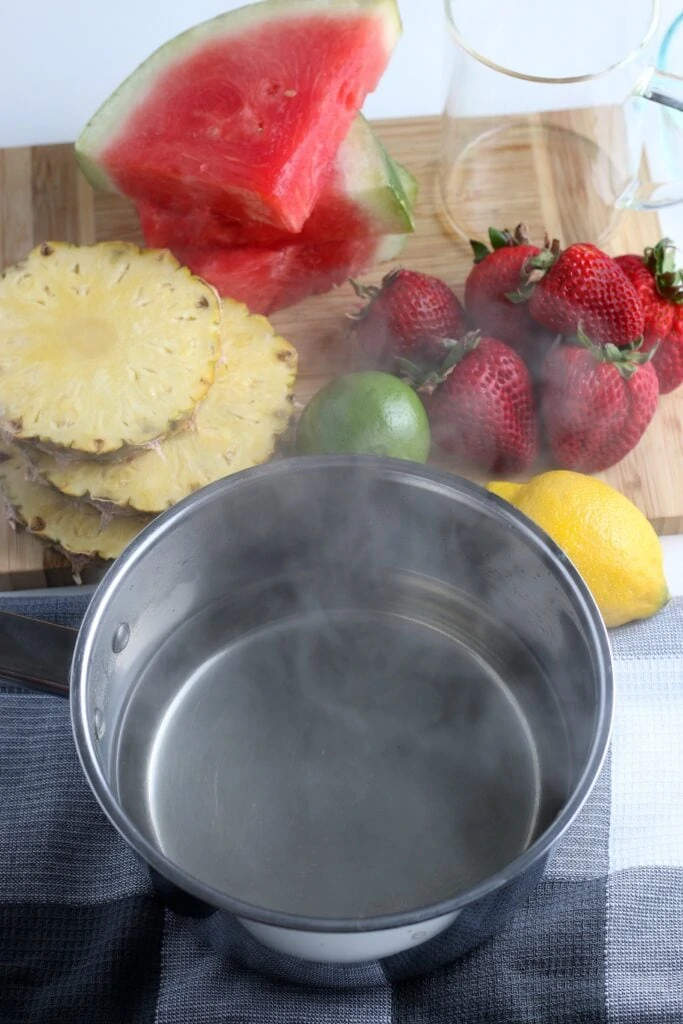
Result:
[114, 571, 556, 919]
[76, 458, 608, 928]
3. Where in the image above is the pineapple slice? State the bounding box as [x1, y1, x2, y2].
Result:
[0, 444, 150, 564]
[27, 299, 297, 515]
[0, 241, 220, 459]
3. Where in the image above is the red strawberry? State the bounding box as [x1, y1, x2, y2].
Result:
[464, 225, 543, 349]
[614, 253, 675, 344]
[661, 311, 683, 394]
[541, 333, 659, 473]
[418, 332, 538, 474]
[615, 240, 683, 394]
[516, 241, 645, 348]
[349, 268, 468, 370]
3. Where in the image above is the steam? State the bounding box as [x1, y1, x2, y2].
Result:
[113, 459, 600, 919]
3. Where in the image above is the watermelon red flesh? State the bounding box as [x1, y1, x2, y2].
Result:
[135, 138, 415, 248]
[137, 191, 390, 248]
[173, 235, 407, 315]
[76, 0, 401, 233]
[136, 157, 416, 250]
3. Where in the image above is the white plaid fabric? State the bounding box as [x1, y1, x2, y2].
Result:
[1, 591, 682, 1023]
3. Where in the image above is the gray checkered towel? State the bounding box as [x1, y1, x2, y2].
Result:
[1, 591, 682, 1023]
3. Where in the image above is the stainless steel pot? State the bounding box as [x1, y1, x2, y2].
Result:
[0, 456, 613, 986]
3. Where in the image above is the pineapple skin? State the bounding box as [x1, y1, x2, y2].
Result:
[26, 299, 298, 515]
[0, 444, 151, 567]
[0, 241, 221, 459]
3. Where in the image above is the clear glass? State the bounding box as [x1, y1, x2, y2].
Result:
[439, 0, 683, 247]
[654, 12, 683, 204]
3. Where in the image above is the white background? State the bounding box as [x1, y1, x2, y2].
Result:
[1, 0, 681, 146]
[0, 0, 448, 147]
[2, 0, 683, 592]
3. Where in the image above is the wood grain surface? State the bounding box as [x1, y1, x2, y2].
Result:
[0, 114, 679, 590]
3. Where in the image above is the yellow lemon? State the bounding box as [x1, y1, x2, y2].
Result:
[487, 470, 669, 628]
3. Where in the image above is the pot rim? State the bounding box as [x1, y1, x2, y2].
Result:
[70, 455, 613, 934]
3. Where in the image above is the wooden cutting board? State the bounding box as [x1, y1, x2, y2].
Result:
[0, 114, 681, 590]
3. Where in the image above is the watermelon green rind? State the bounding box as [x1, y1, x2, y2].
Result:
[336, 117, 415, 235]
[75, 145, 115, 194]
[370, 232, 409, 264]
[371, 133, 415, 231]
[75, 0, 402, 197]
[394, 161, 418, 212]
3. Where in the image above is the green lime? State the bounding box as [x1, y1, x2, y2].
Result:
[295, 371, 430, 462]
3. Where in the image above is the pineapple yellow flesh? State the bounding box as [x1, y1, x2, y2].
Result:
[28, 299, 297, 515]
[0, 445, 150, 561]
[0, 241, 220, 458]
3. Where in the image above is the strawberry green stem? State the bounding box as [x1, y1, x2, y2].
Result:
[469, 223, 536, 265]
[412, 331, 481, 395]
[507, 239, 561, 303]
[643, 238, 683, 303]
[349, 278, 379, 301]
[575, 324, 655, 379]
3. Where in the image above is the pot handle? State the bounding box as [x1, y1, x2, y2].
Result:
[0, 611, 75, 697]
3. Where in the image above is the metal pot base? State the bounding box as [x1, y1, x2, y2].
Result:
[114, 571, 562, 929]
[61, 457, 611, 971]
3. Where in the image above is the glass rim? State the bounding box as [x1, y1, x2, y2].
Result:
[660, 10, 683, 70]
[444, 0, 660, 85]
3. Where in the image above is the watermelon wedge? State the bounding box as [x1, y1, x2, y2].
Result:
[174, 235, 408, 315]
[76, 0, 402, 233]
[155, 164, 417, 314]
[136, 117, 416, 248]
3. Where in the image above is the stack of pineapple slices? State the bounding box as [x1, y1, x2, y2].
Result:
[0, 240, 297, 572]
